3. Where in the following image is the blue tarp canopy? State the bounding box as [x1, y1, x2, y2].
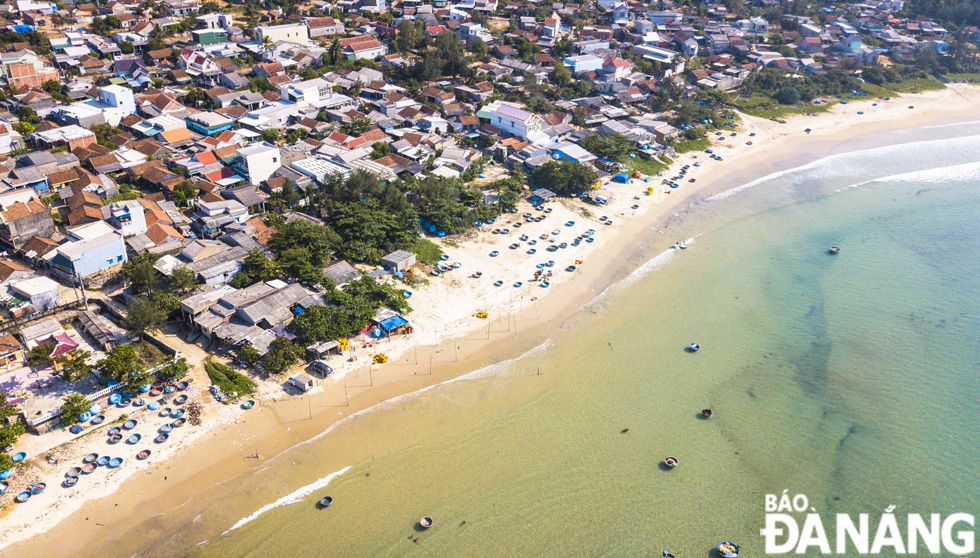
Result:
[612, 172, 629, 183]
[378, 315, 409, 332]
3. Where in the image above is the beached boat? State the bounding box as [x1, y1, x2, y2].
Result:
[15, 491, 31, 503]
[97, 456, 111, 467]
[718, 541, 741, 558]
[489, 251, 499, 257]
[174, 395, 188, 405]
[419, 517, 433, 529]
[67, 466, 81, 477]
[160, 423, 174, 433]
[242, 400, 255, 410]
[828, 246, 840, 254]
[81, 463, 97, 474]
[83, 453, 98, 464]
[160, 407, 172, 417]
[108, 458, 123, 468]
[12, 451, 25, 462]
[513, 282, 523, 288]
[0, 481, 7, 495]
[137, 450, 151, 460]
[678, 243, 688, 249]
[494, 281, 503, 287]
[108, 393, 121, 405]
[702, 409, 713, 418]
[540, 281, 550, 288]
[108, 426, 121, 436]
[147, 402, 160, 411]
[133, 398, 146, 407]
[155, 434, 169, 443]
[108, 434, 123, 444]
[164, 385, 176, 393]
[123, 419, 137, 430]
[688, 343, 701, 352]
[319, 496, 333, 508]
[70, 425, 83, 434]
[90, 415, 105, 425]
[127, 434, 141, 444]
[63, 476, 79, 488]
[30, 482, 46, 494]
[171, 409, 185, 419]
[664, 457, 679, 468]
[0, 469, 11, 479]
[177, 381, 189, 391]
[119, 398, 131, 407]
[173, 418, 187, 428]
[662, 551, 676, 558]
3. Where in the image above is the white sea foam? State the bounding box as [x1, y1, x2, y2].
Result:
[221, 466, 352, 535]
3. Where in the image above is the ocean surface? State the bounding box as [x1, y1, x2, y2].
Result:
[190, 124, 980, 557]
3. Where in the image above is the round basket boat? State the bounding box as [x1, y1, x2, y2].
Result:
[96, 456, 111, 467]
[69, 425, 83, 434]
[149, 387, 164, 397]
[66, 466, 81, 477]
[664, 456, 679, 468]
[108, 426, 122, 436]
[241, 400, 255, 410]
[133, 397, 146, 407]
[164, 386, 176, 393]
[123, 419, 137, 430]
[171, 409, 185, 419]
[127, 434, 141, 444]
[107, 458, 123, 469]
[160, 407, 172, 417]
[90, 415, 105, 425]
[0, 481, 7, 495]
[419, 517, 433, 529]
[82, 453, 99, 464]
[12, 452, 26, 463]
[63, 476, 79, 488]
[108, 393, 121, 405]
[173, 417, 186, 428]
[155, 433, 169, 443]
[174, 395, 188, 405]
[15, 491, 31, 503]
[159, 423, 173, 434]
[147, 401, 160, 411]
[81, 463, 97, 474]
[107, 434, 123, 444]
[0, 469, 11, 479]
[319, 496, 333, 508]
[177, 381, 189, 391]
[118, 398, 131, 407]
[136, 450, 151, 460]
[717, 542, 740, 558]
[30, 482, 46, 494]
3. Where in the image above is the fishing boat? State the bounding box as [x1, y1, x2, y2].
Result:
[171, 409, 185, 419]
[702, 409, 713, 418]
[63, 476, 79, 488]
[540, 281, 550, 288]
[81, 463, 97, 474]
[164, 385, 176, 393]
[419, 517, 434, 529]
[66, 467, 81, 477]
[15, 491, 31, 503]
[0, 481, 7, 495]
[127, 434, 141, 444]
[12, 451, 25, 462]
[155, 434, 169, 443]
[119, 398, 131, 407]
[663, 551, 676, 558]
[513, 282, 522, 288]
[688, 343, 701, 352]
[108, 393, 121, 405]
[147, 402, 160, 411]
[160, 424, 173, 433]
[319, 496, 333, 508]
[30, 482, 46, 494]
[137, 450, 151, 460]
[108, 458, 123, 468]
[160, 407, 172, 417]
[123, 419, 137, 430]
[90, 415, 105, 425]
[174, 395, 188, 405]
[489, 251, 499, 257]
[828, 246, 840, 254]
[493, 281, 503, 287]
[82, 453, 98, 464]
[678, 243, 688, 249]
[566, 265, 576, 272]
[108, 434, 123, 444]
[664, 457, 679, 468]
[173, 418, 187, 428]
[108, 426, 121, 436]
[97, 456, 110, 467]
[718, 541, 741, 558]
[70, 425, 83, 434]
[177, 381, 189, 391]
[133, 397, 146, 407]
[150, 387, 163, 397]
[0, 469, 11, 479]
[242, 400, 255, 410]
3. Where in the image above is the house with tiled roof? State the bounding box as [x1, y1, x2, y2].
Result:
[0, 190, 56, 249]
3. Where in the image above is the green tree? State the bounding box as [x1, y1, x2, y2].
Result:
[26, 341, 55, 368]
[174, 180, 198, 207]
[158, 357, 190, 382]
[125, 367, 154, 393]
[169, 266, 197, 294]
[551, 60, 572, 88]
[370, 142, 392, 159]
[125, 298, 168, 339]
[96, 345, 142, 383]
[59, 392, 89, 426]
[120, 253, 159, 294]
[235, 344, 261, 367]
[262, 337, 304, 373]
[262, 129, 281, 144]
[340, 118, 372, 136]
[55, 348, 93, 382]
[579, 132, 634, 163]
[528, 160, 598, 195]
[268, 219, 338, 269]
[119, 41, 135, 54]
[0, 391, 24, 469]
[231, 248, 280, 288]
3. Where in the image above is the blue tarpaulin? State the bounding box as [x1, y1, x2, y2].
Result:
[612, 172, 629, 183]
[378, 316, 409, 332]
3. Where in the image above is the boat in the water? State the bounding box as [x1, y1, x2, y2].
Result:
[419, 517, 433, 529]
[137, 450, 151, 460]
[30, 482, 46, 494]
[664, 457, 679, 468]
[718, 541, 740, 558]
[701, 409, 713, 418]
[319, 496, 333, 508]
[828, 246, 840, 254]
[63, 476, 79, 488]
[688, 343, 701, 352]
[15, 491, 31, 503]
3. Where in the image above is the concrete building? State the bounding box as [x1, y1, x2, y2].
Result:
[380, 250, 416, 272]
[0, 190, 55, 249]
[236, 142, 281, 185]
[108, 199, 147, 237]
[99, 84, 136, 117]
[482, 101, 547, 142]
[48, 221, 127, 278]
[255, 23, 310, 45]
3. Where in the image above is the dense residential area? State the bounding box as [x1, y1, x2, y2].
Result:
[0, 0, 976, 473]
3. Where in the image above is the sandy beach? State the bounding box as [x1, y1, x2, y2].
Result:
[2, 84, 979, 558]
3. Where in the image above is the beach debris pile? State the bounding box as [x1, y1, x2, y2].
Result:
[186, 402, 202, 427]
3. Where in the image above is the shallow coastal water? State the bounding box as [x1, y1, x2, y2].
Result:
[191, 128, 980, 557]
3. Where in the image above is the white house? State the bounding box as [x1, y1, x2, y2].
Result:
[237, 142, 281, 185]
[255, 23, 310, 45]
[482, 101, 547, 143]
[279, 78, 332, 105]
[564, 54, 604, 74]
[108, 199, 147, 237]
[99, 84, 136, 117]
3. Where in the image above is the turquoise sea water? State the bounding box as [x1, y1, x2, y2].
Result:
[191, 127, 980, 557]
